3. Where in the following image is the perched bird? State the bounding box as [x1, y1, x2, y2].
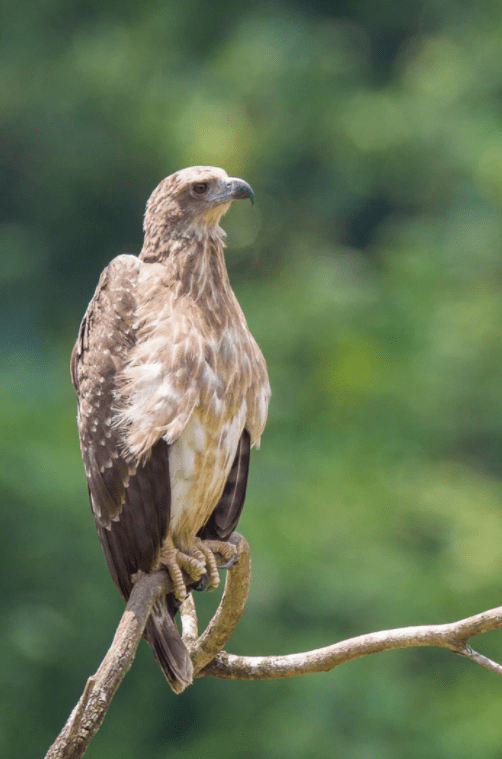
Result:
[71, 166, 270, 693]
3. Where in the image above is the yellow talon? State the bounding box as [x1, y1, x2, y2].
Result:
[160, 536, 206, 601]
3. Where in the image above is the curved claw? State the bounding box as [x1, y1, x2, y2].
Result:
[216, 550, 240, 570]
[193, 574, 210, 592]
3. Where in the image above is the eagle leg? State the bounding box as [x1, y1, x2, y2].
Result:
[160, 535, 206, 601]
[194, 538, 238, 587]
[192, 538, 220, 590]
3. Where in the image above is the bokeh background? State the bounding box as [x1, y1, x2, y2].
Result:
[3, 0, 502, 756]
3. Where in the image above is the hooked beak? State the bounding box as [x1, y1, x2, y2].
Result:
[211, 177, 255, 206]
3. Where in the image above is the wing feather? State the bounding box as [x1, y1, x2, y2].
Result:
[72, 253, 202, 692]
[198, 429, 251, 541]
[115, 266, 207, 459]
[71, 255, 171, 594]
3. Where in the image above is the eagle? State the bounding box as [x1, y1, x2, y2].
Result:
[71, 166, 270, 693]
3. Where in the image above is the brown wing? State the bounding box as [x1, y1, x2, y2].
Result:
[92, 435, 191, 693]
[72, 255, 192, 691]
[71, 254, 169, 597]
[198, 428, 251, 541]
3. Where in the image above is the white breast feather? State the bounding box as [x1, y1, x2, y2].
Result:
[168, 402, 246, 535]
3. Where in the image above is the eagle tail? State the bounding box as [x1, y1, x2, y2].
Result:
[143, 598, 193, 694]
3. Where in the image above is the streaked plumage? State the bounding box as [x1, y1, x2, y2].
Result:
[71, 167, 270, 692]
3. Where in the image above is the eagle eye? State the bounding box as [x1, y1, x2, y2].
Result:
[192, 182, 209, 196]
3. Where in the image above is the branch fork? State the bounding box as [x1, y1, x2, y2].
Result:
[46, 533, 502, 758]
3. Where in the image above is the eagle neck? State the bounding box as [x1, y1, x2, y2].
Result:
[140, 232, 234, 319]
[176, 237, 232, 304]
[139, 223, 227, 266]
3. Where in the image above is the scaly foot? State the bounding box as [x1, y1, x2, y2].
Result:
[194, 538, 239, 590]
[160, 535, 206, 601]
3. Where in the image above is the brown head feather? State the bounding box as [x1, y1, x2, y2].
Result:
[141, 166, 254, 261]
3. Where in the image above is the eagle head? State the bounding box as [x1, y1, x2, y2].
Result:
[143, 166, 254, 240]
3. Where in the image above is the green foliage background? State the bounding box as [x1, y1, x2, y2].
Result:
[2, 0, 502, 756]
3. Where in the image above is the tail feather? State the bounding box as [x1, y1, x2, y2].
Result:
[143, 598, 193, 694]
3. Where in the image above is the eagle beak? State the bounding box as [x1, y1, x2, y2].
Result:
[228, 178, 255, 205]
[216, 178, 255, 206]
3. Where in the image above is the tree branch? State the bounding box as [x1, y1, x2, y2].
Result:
[180, 592, 199, 645]
[45, 569, 172, 759]
[45, 533, 502, 759]
[200, 606, 502, 680]
[190, 533, 251, 674]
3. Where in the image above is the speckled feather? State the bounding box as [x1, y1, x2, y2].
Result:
[71, 166, 270, 693]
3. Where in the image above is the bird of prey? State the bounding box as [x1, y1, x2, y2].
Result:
[71, 166, 270, 693]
